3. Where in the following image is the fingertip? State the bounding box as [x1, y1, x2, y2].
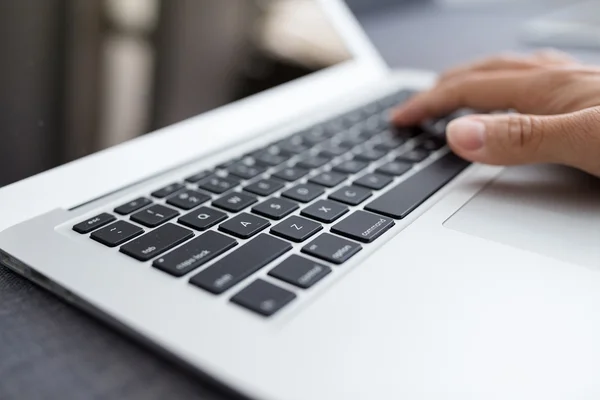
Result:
[390, 103, 425, 126]
[446, 117, 486, 153]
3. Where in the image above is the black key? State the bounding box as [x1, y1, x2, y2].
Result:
[296, 156, 329, 169]
[421, 119, 448, 136]
[353, 146, 386, 161]
[373, 138, 404, 152]
[309, 171, 347, 188]
[215, 159, 237, 170]
[219, 213, 270, 239]
[284, 134, 309, 147]
[166, 190, 210, 210]
[332, 160, 368, 174]
[178, 207, 227, 231]
[152, 183, 185, 199]
[301, 200, 349, 223]
[338, 134, 365, 147]
[252, 198, 299, 220]
[396, 149, 430, 163]
[363, 101, 381, 115]
[319, 144, 348, 159]
[365, 152, 470, 219]
[301, 127, 330, 145]
[385, 127, 414, 139]
[353, 121, 377, 140]
[190, 234, 292, 294]
[271, 216, 323, 243]
[231, 279, 296, 317]
[354, 173, 393, 190]
[302, 233, 362, 265]
[331, 211, 395, 243]
[228, 163, 266, 180]
[376, 161, 412, 177]
[213, 192, 257, 213]
[269, 255, 331, 289]
[120, 223, 193, 262]
[282, 183, 325, 203]
[418, 137, 446, 151]
[278, 140, 308, 155]
[330, 138, 355, 149]
[91, 221, 143, 247]
[153, 231, 237, 277]
[364, 114, 387, 133]
[254, 152, 288, 167]
[244, 179, 285, 196]
[329, 185, 372, 206]
[261, 144, 288, 158]
[198, 175, 239, 194]
[324, 119, 347, 136]
[392, 126, 421, 139]
[73, 213, 116, 234]
[272, 167, 309, 182]
[185, 170, 211, 183]
[115, 198, 152, 215]
[238, 156, 261, 167]
[131, 204, 179, 228]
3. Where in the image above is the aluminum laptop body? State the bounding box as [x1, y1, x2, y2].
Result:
[1, 1, 600, 399]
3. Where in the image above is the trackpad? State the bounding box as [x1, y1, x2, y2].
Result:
[445, 165, 600, 268]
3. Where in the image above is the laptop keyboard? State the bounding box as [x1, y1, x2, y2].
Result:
[72, 89, 471, 317]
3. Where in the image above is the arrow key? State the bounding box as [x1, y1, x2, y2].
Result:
[219, 213, 270, 239]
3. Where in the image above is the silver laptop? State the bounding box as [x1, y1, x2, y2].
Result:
[1, 1, 600, 399]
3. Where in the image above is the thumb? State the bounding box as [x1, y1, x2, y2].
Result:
[445, 108, 600, 176]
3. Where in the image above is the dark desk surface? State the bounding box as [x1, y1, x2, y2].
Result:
[2, 2, 599, 400]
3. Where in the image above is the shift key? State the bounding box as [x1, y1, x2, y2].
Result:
[153, 231, 237, 277]
[190, 234, 292, 294]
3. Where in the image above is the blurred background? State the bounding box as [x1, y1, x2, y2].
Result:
[0, 0, 351, 187]
[2, 0, 600, 188]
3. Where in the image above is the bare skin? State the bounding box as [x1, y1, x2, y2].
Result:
[392, 50, 600, 177]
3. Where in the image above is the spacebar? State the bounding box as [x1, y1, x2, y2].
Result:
[189, 234, 292, 295]
[365, 152, 470, 219]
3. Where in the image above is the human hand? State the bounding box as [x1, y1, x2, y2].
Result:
[392, 51, 600, 177]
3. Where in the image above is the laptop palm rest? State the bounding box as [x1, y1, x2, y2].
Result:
[445, 164, 600, 269]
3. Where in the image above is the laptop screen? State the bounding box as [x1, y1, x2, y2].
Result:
[0, 0, 352, 187]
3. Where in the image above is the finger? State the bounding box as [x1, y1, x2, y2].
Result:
[392, 70, 536, 125]
[439, 55, 540, 83]
[533, 49, 577, 65]
[446, 107, 600, 176]
[440, 50, 576, 83]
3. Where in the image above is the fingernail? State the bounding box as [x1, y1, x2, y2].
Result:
[447, 118, 486, 151]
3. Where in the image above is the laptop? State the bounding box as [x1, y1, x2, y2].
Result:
[2, 1, 600, 399]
